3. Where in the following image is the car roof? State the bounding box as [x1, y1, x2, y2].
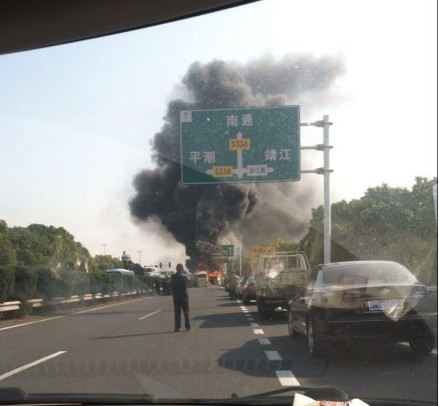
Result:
[319, 260, 403, 269]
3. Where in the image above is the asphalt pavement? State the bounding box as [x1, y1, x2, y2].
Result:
[0, 287, 437, 402]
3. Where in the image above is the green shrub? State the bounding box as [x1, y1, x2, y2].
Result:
[135, 275, 148, 292]
[101, 273, 113, 295]
[89, 270, 105, 295]
[0, 266, 15, 303]
[12, 266, 37, 313]
[57, 267, 74, 298]
[125, 275, 136, 293]
[71, 271, 90, 297]
[35, 267, 63, 300]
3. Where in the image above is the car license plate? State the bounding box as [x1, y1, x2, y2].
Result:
[367, 299, 404, 311]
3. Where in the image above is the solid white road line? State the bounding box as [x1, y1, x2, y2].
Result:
[276, 370, 301, 386]
[76, 297, 152, 314]
[139, 309, 162, 320]
[0, 351, 66, 381]
[0, 316, 64, 331]
[0, 297, 154, 331]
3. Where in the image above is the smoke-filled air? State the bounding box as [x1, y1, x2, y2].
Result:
[129, 54, 346, 269]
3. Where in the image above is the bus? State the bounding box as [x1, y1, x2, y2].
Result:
[105, 269, 135, 276]
[105, 269, 136, 293]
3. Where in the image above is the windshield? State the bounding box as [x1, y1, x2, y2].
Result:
[0, 0, 437, 404]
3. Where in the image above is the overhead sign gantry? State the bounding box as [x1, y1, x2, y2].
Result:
[180, 106, 333, 263]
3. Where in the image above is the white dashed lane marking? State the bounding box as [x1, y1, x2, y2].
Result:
[239, 304, 302, 387]
[139, 309, 162, 320]
[265, 351, 282, 361]
[276, 370, 301, 386]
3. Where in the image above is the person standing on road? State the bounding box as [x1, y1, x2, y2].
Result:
[229, 272, 238, 301]
[171, 263, 191, 332]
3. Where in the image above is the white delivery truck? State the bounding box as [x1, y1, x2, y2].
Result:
[254, 251, 311, 318]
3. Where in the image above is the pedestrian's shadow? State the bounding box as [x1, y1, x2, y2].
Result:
[91, 331, 181, 340]
[217, 337, 328, 378]
[192, 312, 250, 328]
[217, 302, 241, 307]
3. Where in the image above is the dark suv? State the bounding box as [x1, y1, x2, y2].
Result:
[241, 276, 257, 305]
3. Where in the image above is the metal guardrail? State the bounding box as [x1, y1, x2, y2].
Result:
[27, 298, 43, 308]
[0, 301, 21, 318]
[0, 290, 146, 318]
[0, 301, 21, 311]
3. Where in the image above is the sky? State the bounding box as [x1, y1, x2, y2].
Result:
[0, 0, 437, 264]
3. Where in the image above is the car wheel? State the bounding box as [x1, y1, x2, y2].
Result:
[307, 319, 327, 357]
[287, 310, 297, 338]
[409, 331, 435, 357]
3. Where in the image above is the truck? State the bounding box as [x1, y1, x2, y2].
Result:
[254, 251, 311, 318]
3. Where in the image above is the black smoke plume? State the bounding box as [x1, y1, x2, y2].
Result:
[129, 54, 346, 269]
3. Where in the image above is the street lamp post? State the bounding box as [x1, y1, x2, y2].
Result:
[137, 250, 142, 266]
[101, 243, 107, 256]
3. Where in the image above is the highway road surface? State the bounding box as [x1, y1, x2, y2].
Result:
[0, 287, 437, 402]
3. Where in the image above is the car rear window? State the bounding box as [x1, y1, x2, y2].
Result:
[318, 262, 418, 287]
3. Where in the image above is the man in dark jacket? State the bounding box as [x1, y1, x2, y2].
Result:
[171, 263, 191, 332]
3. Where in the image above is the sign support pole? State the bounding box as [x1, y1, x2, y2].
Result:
[238, 247, 242, 277]
[323, 115, 332, 264]
[301, 115, 333, 264]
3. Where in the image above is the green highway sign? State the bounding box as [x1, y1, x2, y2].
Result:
[180, 106, 300, 184]
[221, 245, 234, 257]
